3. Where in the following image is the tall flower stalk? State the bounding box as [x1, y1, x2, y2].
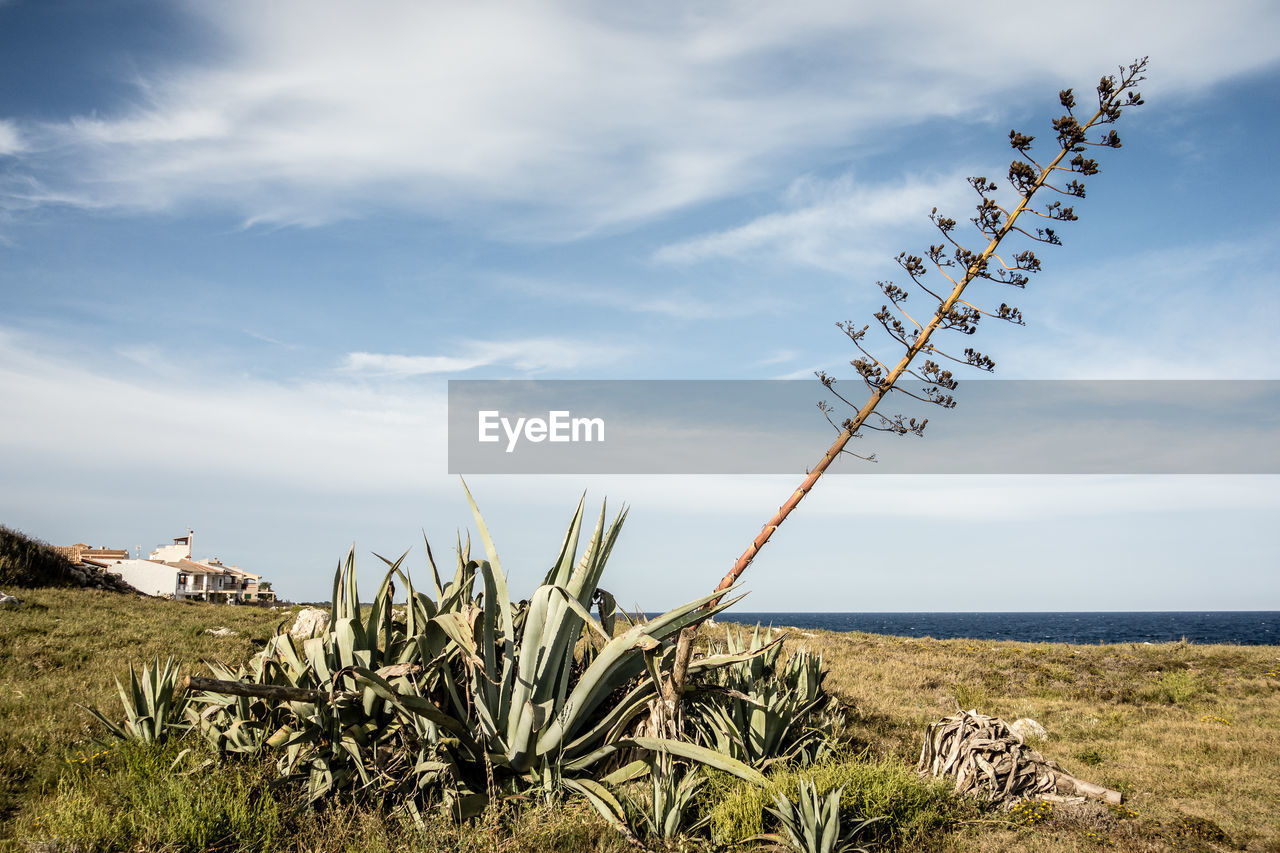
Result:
[663, 61, 1148, 701]
[709, 58, 1148, 602]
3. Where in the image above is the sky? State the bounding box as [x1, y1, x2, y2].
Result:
[2, 1, 1279, 611]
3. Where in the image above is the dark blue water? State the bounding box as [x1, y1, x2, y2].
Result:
[710, 612, 1280, 645]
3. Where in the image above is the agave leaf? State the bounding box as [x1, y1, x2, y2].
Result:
[564, 501, 606, 603]
[640, 642, 665, 698]
[81, 703, 129, 740]
[600, 758, 650, 786]
[560, 678, 656, 760]
[270, 634, 309, 680]
[568, 736, 767, 786]
[422, 530, 445, 601]
[525, 583, 613, 742]
[131, 664, 149, 726]
[334, 618, 360, 673]
[541, 493, 586, 589]
[478, 559, 515, 730]
[546, 585, 612, 645]
[368, 554, 409, 661]
[506, 584, 557, 767]
[563, 778, 635, 843]
[461, 478, 504, 577]
[642, 588, 749, 642]
[400, 560, 419, 636]
[432, 610, 482, 666]
[350, 667, 476, 747]
[567, 505, 627, 608]
[341, 737, 371, 785]
[532, 625, 657, 755]
[537, 590, 740, 753]
[330, 548, 361, 623]
[330, 556, 343, 623]
[596, 588, 618, 638]
[303, 637, 332, 685]
[364, 567, 390, 667]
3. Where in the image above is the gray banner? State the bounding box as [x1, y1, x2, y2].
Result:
[447, 380, 1280, 474]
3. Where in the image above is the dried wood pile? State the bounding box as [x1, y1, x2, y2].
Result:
[917, 711, 1121, 805]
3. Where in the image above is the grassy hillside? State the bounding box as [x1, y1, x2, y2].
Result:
[1, 587, 1276, 851]
[0, 525, 76, 588]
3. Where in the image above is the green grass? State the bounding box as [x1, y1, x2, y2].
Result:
[12, 739, 634, 853]
[3, 586, 1279, 852]
[0, 586, 286, 830]
[702, 750, 972, 848]
[15, 740, 284, 851]
[1140, 669, 1204, 705]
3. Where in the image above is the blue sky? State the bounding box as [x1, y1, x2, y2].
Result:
[2, 1, 1279, 610]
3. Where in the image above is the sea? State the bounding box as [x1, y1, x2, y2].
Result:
[709, 612, 1280, 646]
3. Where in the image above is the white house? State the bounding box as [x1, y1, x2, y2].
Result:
[148, 532, 194, 563]
[59, 530, 275, 602]
[86, 558, 182, 597]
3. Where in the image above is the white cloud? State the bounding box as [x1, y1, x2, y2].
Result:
[342, 338, 629, 378]
[0, 120, 23, 156]
[12, 323, 1269, 522]
[481, 472, 1280, 525]
[4, 325, 1277, 609]
[3, 1, 1278, 233]
[0, 327, 446, 491]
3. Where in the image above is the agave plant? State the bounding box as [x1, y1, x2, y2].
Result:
[760, 778, 883, 853]
[631, 752, 711, 843]
[688, 625, 836, 770]
[85, 656, 188, 744]
[182, 487, 768, 821]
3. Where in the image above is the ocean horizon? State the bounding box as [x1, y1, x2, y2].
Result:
[332, 605, 1280, 645]
[705, 611, 1280, 646]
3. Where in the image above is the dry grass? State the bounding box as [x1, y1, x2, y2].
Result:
[784, 627, 1280, 852]
[2, 587, 1277, 852]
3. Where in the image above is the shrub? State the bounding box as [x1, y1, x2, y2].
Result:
[0, 525, 75, 588]
[703, 751, 971, 849]
[1143, 670, 1202, 705]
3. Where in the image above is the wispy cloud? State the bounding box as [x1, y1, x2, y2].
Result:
[341, 337, 629, 378]
[495, 275, 787, 320]
[997, 231, 1280, 379]
[756, 349, 798, 367]
[655, 171, 972, 270]
[241, 329, 294, 348]
[3, 2, 1278, 234]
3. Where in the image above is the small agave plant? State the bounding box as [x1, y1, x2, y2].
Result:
[84, 656, 189, 745]
[760, 778, 883, 853]
[688, 624, 837, 770]
[622, 752, 710, 844]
